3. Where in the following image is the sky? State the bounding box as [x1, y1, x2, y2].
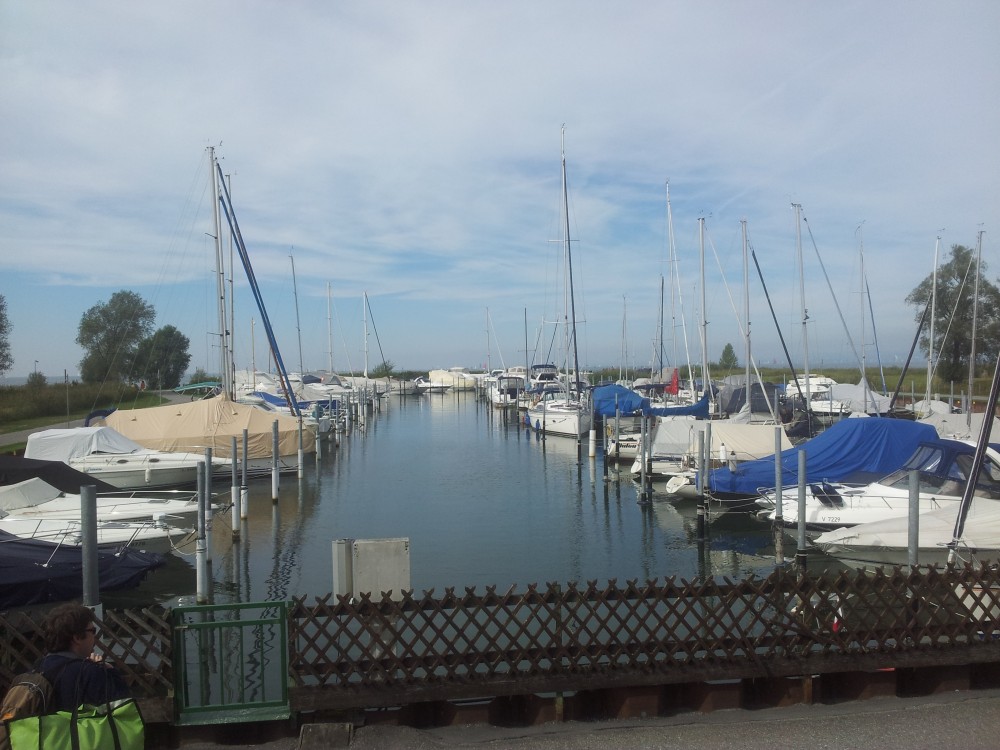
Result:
[1, 1, 998, 383]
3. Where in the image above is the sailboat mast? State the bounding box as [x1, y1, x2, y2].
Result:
[327, 282, 334, 373]
[363, 291, 369, 379]
[290, 253, 304, 379]
[561, 126, 581, 391]
[208, 146, 232, 398]
[926, 236, 940, 406]
[742, 219, 751, 405]
[967, 230, 984, 428]
[858, 222, 867, 414]
[699, 217, 709, 401]
[793, 203, 810, 406]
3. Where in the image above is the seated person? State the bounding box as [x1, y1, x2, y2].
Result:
[38, 603, 130, 711]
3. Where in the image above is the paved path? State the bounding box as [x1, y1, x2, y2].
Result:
[174, 688, 1000, 749]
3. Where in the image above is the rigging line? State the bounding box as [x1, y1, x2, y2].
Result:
[749, 247, 808, 407]
[364, 294, 388, 372]
[486, 309, 507, 371]
[887, 296, 931, 411]
[801, 215, 866, 377]
[215, 168, 299, 417]
[864, 276, 889, 394]
[949, 346, 1000, 553]
[927, 251, 976, 386]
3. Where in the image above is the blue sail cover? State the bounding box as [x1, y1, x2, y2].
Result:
[707, 417, 939, 496]
[591, 384, 646, 416]
[591, 386, 712, 419]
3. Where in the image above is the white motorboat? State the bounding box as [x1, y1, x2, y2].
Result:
[760, 438, 1000, 533]
[414, 376, 453, 394]
[488, 374, 525, 408]
[0, 477, 206, 523]
[0, 516, 196, 555]
[24, 426, 230, 490]
[812, 498, 1000, 567]
[525, 393, 592, 438]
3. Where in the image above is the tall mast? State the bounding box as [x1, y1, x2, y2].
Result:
[967, 230, 984, 429]
[858, 222, 867, 413]
[793, 203, 810, 406]
[742, 218, 751, 406]
[699, 216, 709, 401]
[208, 146, 232, 397]
[926, 236, 940, 406]
[327, 282, 334, 373]
[561, 125, 581, 392]
[363, 291, 369, 379]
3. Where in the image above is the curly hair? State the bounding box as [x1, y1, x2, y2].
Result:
[42, 603, 94, 653]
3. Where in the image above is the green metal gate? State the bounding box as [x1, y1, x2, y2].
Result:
[172, 601, 290, 726]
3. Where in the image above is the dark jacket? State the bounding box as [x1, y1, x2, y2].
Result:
[38, 652, 130, 712]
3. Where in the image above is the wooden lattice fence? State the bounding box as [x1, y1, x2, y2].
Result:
[3, 564, 1000, 722]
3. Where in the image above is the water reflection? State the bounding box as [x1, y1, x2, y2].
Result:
[104, 396, 848, 609]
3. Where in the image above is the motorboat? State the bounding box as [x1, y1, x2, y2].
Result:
[487, 374, 525, 408]
[24, 426, 230, 489]
[0, 516, 196, 555]
[760, 438, 1000, 533]
[0, 477, 204, 523]
[414, 376, 452, 394]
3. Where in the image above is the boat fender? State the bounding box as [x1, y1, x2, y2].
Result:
[145, 467, 152, 484]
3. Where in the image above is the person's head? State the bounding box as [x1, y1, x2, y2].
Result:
[42, 603, 98, 657]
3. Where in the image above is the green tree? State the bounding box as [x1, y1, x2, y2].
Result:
[26, 370, 47, 388]
[371, 360, 395, 378]
[134, 325, 191, 390]
[0, 294, 11, 375]
[76, 290, 156, 383]
[718, 343, 738, 372]
[187, 367, 216, 385]
[906, 244, 1000, 383]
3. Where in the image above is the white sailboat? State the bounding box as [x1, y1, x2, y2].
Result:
[525, 127, 591, 439]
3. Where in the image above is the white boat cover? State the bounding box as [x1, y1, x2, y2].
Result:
[0, 478, 63, 513]
[24, 426, 151, 462]
[815, 497, 1000, 559]
[918, 410, 1000, 441]
[648, 418, 792, 461]
[102, 394, 315, 459]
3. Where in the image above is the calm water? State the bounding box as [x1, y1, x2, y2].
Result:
[104, 394, 831, 609]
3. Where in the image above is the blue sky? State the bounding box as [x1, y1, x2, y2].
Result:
[1, 1, 997, 382]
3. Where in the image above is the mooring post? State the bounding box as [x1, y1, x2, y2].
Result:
[796, 449, 808, 569]
[80, 484, 99, 609]
[908, 469, 920, 567]
[696, 430, 707, 540]
[774, 426, 784, 566]
[272, 419, 280, 502]
[196, 461, 208, 604]
[231, 436, 240, 541]
[240, 428, 249, 521]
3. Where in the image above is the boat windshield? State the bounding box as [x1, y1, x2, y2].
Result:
[882, 447, 1000, 498]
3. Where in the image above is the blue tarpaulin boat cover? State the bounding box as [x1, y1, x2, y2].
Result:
[707, 417, 939, 496]
[591, 385, 711, 419]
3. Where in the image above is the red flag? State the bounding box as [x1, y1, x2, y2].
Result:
[666, 368, 679, 395]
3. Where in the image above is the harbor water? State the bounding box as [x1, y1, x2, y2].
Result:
[103, 393, 837, 609]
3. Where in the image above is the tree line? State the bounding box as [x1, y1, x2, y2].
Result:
[0, 243, 996, 388]
[0, 290, 191, 390]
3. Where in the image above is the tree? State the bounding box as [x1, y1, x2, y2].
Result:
[134, 325, 191, 390]
[26, 370, 46, 388]
[371, 360, 395, 378]
[0, 294, 11, 376]
[187, 367, 216, 385]
[718, 343, 738, 372]
[905, 244, 1000, 384]
[76, 291, 156, 383]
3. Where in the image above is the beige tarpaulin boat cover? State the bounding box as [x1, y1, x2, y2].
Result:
[102, 394, 315, 460]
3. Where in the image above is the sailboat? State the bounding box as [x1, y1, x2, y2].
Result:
[525, 128, 591, 439]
